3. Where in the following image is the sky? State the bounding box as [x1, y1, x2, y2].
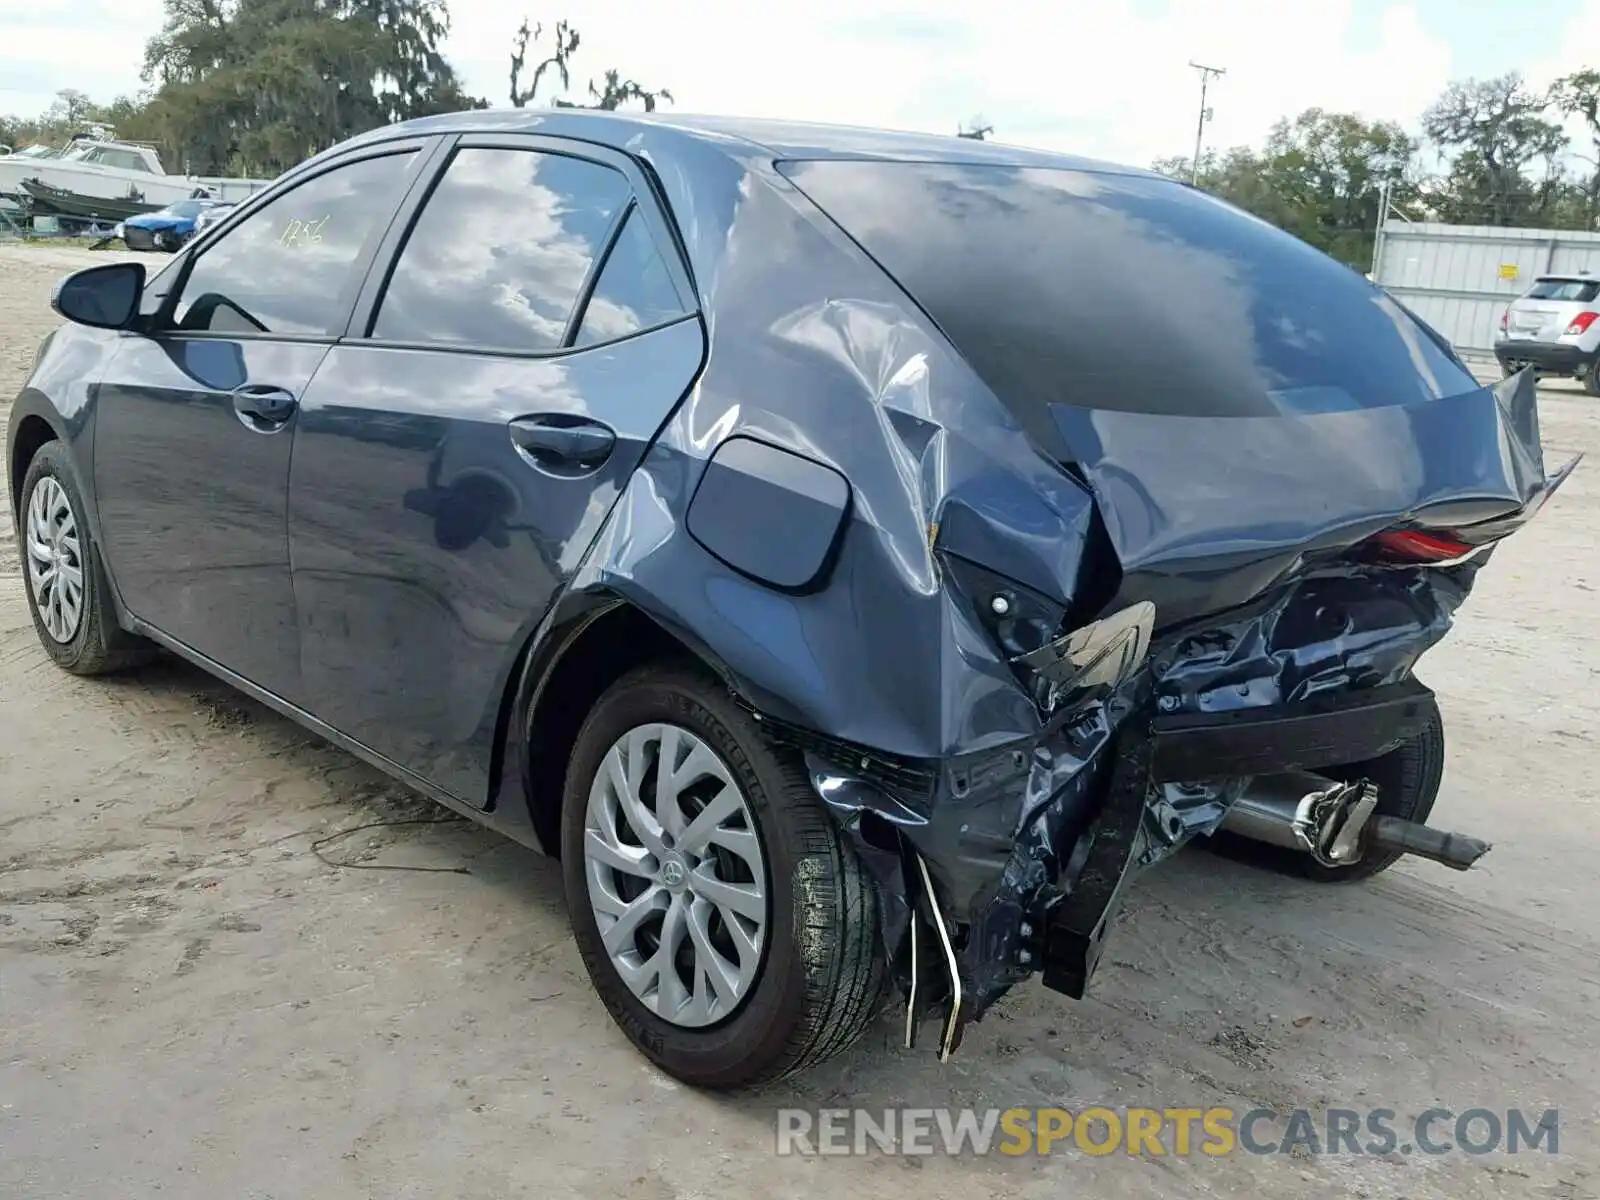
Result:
[1, 0, 1597, 168]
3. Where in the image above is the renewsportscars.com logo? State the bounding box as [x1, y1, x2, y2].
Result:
[775, 1106, 1561, 1158]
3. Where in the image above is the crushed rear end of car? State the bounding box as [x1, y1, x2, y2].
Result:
[794, 368, 1573, 1058]
[570, 141, 1580, 1061]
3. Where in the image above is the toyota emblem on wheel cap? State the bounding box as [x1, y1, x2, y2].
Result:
[661, 859, 686, 888]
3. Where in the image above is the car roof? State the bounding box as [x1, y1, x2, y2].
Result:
[360, 107, 1156, 178]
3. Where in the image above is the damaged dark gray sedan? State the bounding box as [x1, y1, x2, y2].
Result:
[9, 110, 1579, 1089]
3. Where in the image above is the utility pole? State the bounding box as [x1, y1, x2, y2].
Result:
[1369, 179, 1410, 279]
[1188, 61, 1225, 185]
[1371, 179, 1390, 278]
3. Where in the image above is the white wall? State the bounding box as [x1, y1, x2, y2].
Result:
[1373, 219, 1600, 356]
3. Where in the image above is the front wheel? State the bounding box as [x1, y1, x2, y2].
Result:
[1202, 705, 1445, 883]
[561, 664, 886, 1089]
[19, 443, 155, 675]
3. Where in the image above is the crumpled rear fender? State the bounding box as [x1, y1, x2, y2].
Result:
[557, 300, 1094, 942]
[565, 293, 1095, 766]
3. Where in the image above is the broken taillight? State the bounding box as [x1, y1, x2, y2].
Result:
[1364, 529, 1478, 564]
[1568, 311, 1600, 336]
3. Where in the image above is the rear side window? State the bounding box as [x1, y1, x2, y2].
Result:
[780, 160, 1479, 421]
[573, 206, 686, 347]
[173, 151, 420, 336]
[1527, 278, 1600, 302]
[372, 147, 632, 352]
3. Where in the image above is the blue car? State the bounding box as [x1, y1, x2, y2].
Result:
[9, 110, 1578, 1089]
[119, 198, 224, 252]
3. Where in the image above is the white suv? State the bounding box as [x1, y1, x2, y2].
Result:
[1495, 272, 1600, 393]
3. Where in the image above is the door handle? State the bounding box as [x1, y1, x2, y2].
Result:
[232, 384, 298, 426]
[508, 416, 616, 471]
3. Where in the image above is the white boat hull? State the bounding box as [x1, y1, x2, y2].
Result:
[0, 158, 271, 207]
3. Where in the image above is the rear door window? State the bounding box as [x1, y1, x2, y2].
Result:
[779, 159, 1480, 422]
[572, 206, 687, 347]
[371, 147, 633, 352]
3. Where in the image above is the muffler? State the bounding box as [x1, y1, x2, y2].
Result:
[1219, 769, 1490, 871]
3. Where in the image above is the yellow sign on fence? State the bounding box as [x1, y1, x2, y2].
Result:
[1498, 263, 1519, 280]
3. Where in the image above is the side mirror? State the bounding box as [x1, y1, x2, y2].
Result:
[51, 261, 146, 330]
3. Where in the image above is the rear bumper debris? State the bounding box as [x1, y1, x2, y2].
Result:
[797, 564, 1496, 1061]
[1033, 678, 1449, 1002]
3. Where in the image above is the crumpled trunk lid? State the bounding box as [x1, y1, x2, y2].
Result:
[1049, 369, 1578, 627]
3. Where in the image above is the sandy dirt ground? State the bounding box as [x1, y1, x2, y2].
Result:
[1, 242, 1596, 1199]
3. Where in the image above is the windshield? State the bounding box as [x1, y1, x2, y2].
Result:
[779, 160, 1479, 422]
[160, 200, 207, 218]
[1527, 278, 1600, 302]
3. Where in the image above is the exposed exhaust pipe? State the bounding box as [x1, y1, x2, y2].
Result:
[1364, 817, 1493, 871]
[1219, 769, 1490, 871]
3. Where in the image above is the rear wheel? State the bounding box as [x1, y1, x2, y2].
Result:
[1585, 359, 1600, 396]
[561, 664, 886, 1089]
[20, 443, 155, 675]
[1202, 706, 1445, 883]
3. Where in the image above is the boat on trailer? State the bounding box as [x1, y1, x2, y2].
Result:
[0, 128, 272, 231]
[20, 177, 167, 223]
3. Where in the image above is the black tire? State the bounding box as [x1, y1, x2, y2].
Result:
[560, 664, 886, 1089]
[1585, 362, 1600, 396]
[18, 442, 156, 675]
[1201, 705, 1445, 883]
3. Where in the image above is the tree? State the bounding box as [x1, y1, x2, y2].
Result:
[46, 89, 97, 131]
[1552, 69, 1600, 228]
[509, 18, 579, 108]
[507, 16, 671, 112]
[1155, 109, 1420, 269]
[1, 89, 165, 153]
[1159, 76, 1592, 246]
[587, 69, 672, 112]
[1422, 74, 1570, 226]
[142, 0, 482, 176]
[1259, 108, 1419, 265]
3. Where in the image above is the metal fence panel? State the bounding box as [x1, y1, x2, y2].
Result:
[1373, 219, 1600, 356]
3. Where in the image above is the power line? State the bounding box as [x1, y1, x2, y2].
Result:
[1188, 60, 1226, 185]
